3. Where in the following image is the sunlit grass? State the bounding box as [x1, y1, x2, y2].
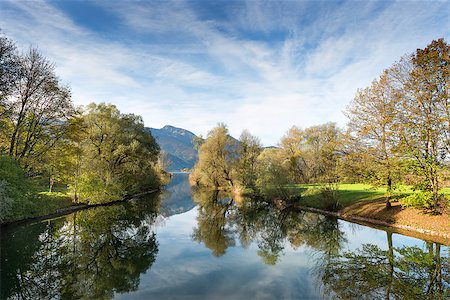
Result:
[6, 177, 74, 221]
[293, 183, 446, 210]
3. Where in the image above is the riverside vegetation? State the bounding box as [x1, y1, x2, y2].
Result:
[1, 34, 449, 236]
[190, 39, 450, 236]
[0, 35, 167, 223]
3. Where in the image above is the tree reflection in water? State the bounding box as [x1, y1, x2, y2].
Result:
[191, 188, 346, 265]
[191, 189, 235, 257]
[317, 236, 449, 300]
[2, 187, 448, 299]
[2, 194, 160, 299]
[190, 188, 449, 299]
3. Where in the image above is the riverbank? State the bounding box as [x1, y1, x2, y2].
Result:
[0, 188, 161, 226]
[296, 184, 450, 245]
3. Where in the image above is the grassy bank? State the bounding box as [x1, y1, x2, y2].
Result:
[2, 177, 74, 223]
[294, 183, 450, 242]
[297, 183, 411, 209]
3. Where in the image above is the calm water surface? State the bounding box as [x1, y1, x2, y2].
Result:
[1, 173, 449, 299]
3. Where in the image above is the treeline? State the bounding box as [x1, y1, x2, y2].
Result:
[191, 38, 450, 213]
[0, 35, 164, 221]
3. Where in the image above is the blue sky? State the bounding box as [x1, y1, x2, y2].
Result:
[1, 0, 449, 145]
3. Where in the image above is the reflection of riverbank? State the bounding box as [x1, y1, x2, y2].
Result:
[159, 173, 196, 217]
[189, 186, 449, 299]
[296, 204, 450, 245]
[1, 194, 161, 299]
[317, 235, 450, 300]
[2, 174, 449, 299]
[1, 189, 161, 227]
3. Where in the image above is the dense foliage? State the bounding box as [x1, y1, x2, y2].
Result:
[0, 34, 164, 221]
[192, 39, 450, 213]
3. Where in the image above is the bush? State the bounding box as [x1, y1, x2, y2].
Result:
[0, 156, 28, 192]
[320, 185, 341, 211]
[0, 156, 31, 221]
[0, 180, 14, 222]
[400, 191, 435, 210]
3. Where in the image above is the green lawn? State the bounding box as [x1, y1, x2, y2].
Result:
[295, 183, 421, 210]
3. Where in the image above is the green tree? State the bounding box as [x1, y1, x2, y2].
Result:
[395, 39, 450, 208]
[278, 123, 342, 186]
[0, 156, 31, 222]
[191, 123, 237, 189]
[75, 103, 161, 203]
[255, 148, 291, 199]
[0, 34, 20, 147]
[236, 130, 262, 190]
[345, 71, 401, 207]
[303, 123, 342, 183]
[279, 126, 309, 183]
[2, 47, 74, 168]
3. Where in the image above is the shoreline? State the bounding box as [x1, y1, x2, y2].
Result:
[0, 189, 160, 228]
[296, 205, 450, 245]
[4, 186, 448, 246]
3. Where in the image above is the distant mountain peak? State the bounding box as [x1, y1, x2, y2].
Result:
[147, 125, 199, 171]
[160, 125, 197, 137]
[162, 125, 178, 130]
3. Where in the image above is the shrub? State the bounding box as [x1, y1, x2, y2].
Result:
[400, 191, 434, 210]
[320, 185, 340, 211]
[0, 156, 31, 221]
[0, 180, 14, 222]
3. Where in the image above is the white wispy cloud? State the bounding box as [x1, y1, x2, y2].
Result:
[1, 0, 449, 145]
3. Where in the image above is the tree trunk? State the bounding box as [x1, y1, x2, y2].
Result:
[9, 97, 28, 157]
[49, 175, 54, 193]
[386, 176, 392, 208]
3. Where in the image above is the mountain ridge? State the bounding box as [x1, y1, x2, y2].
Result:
[148, 125, 272, 171]
[147, 125, 199, 171]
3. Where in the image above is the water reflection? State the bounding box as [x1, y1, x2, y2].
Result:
[317, 237, 450, 299]
[191, 187, 346, 265]
[1, 194, 160, 299]
[190, 187, 449, 299]
[1, 175, 449, 299]
[192, 189, 235, 257]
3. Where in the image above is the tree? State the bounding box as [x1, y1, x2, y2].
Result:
[395, 39, 450, 208]
[2, 47, 74, 168]
[0, 33, 20, 102]
[303, 123, 342, 183]
[345, 71, 401, 207]
[236, 130, 262, 190]
[278, 124, 342, 186]
[279, 126, 309, 183]
[255, 148, 291, 199]
[74, 103, 161, 203]
[191, 123, 237, 189]
[0, 156, 30, 222]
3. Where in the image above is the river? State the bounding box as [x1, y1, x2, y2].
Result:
[1, 173, 448, 299]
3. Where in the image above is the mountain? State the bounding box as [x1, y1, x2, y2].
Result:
[147, 125, 250, 171]
[147, 125, 198, 171]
